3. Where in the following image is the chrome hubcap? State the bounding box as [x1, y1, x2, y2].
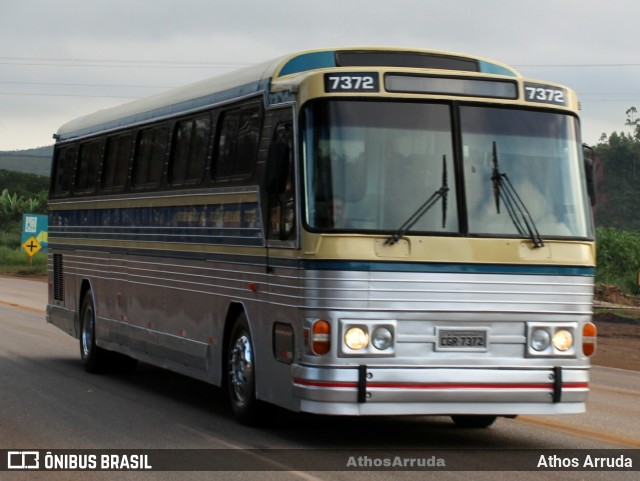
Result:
[229, 334, 253, 403]
[81, 307, 94, 359]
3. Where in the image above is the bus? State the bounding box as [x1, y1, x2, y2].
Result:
[47, 47, 597, 427]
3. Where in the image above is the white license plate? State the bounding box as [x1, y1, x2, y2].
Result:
[436, 328, 488, 351]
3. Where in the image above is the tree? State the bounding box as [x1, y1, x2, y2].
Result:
[625, 106, 640, 141]
[595, 107, 640, 229]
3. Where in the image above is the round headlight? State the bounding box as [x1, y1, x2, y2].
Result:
[345, 327, 369, 350]
[372, 327, 393, 350]
[530, 329, 551, 352]
[552, 329, 574, 352]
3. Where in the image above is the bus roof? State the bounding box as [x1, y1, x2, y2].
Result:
[54, 47, 521, 142]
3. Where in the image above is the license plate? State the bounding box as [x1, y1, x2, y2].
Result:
[436, 328, 488, 351]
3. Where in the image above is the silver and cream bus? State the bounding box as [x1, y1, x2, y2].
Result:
[47, 47, 597, 427]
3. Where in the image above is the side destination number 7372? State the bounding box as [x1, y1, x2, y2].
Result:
[324, 72, 380, 93]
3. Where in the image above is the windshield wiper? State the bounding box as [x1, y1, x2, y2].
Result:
[386, 155, 449, 246]
[491, 141, 544, 248]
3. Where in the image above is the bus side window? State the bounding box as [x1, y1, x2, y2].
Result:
[75, 140, 102, 194]
[132, 125, 168, 189]
[102, 133, 133, 192]
[51, 145, 77, 198]
[169, 114, 211, 186]
[268, 121, 295, 240]
[213, 104, 262, 181]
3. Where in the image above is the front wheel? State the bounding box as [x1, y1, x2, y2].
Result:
[227, 313, 263, 425]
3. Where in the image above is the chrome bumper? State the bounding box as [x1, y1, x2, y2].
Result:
[291, 364, 589, 416]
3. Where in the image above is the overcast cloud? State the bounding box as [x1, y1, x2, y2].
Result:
[1, 0, 639, 150]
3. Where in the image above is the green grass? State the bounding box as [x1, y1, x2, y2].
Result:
[0, 246, 47, 276]
[0, 216, 47, 276]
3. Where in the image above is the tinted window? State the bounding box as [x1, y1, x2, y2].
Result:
[103, 133, 132, 192]
[169, 115, 211, 185]
[52, 145, 77, 197]
[132, 125, 168, 188]
[213, 104, 261, 180]
[75, 140, 102, 193]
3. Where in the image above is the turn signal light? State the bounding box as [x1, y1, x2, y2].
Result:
[582, 322, 597, 357]
[312, 320, 331, 355]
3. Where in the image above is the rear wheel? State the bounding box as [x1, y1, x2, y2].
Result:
[451, 415, 497, 428]
[227, 313, 263, 425]
[79, 291, 108, 373]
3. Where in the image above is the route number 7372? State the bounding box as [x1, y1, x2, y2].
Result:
[324, 72, 380, 93]
[523, 82, 568, 106]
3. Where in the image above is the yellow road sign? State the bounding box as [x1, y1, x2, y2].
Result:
[22, 236, 42, 257]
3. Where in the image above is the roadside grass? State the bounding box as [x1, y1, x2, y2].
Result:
[0, 245, 47, 276]
[0, 224, 47, 276]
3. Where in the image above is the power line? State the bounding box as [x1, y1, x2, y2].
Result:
[0, 55, 251, 65]
[514, 63, 640, 68]
[0, 80, 173, 89]
[0, 56, 252, 69]
[0, 92, 139, 99]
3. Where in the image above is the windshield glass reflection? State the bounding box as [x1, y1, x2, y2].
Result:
[303, 100, 458, 233]
[461, 107, 592, 238]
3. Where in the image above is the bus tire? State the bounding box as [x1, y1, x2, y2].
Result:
[79, 290, 108, 373]
[227, 312, 263, 425]
[451, 415, 497, 429]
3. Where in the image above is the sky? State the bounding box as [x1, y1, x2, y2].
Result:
[1, 0, 639, 151]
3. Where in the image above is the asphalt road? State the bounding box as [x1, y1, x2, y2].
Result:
[0, 276, 638, 481]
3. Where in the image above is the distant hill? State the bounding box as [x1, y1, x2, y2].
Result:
[0, 145, 53, 176]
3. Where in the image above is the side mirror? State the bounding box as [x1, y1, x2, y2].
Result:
[266, 142, 291, 194]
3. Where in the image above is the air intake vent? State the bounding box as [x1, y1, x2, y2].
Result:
[53, 254, 64, 302]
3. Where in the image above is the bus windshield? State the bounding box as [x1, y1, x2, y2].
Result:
[303, 100, 458, 233]
[302, 100, 592, 239]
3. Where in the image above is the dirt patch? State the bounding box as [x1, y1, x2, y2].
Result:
[595, 284, 640, 307]
[592, 284, 640, 371]
[592, 313, 640, 371]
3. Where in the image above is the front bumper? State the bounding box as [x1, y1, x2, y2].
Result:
[292, 364, 589, 416]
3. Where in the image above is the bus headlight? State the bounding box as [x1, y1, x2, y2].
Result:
[344, 327, 369, 350]
[340, 320, 396, 357]
[552, 329, 574, 352]
[527, 323, 577, 357]
[530, 328, 551, 352]
[372, 326, 393, 350]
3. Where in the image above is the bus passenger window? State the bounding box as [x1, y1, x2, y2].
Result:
[133, 125, 168, 189]
[213, 104, 261, 180]
[169, 115, 211, 185]
[51, 145, 77, 197]
[75, 140, 102, 194]
[102, 133, 132, 192]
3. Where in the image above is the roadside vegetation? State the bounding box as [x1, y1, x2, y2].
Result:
[0, 170, 48, 276]
[595, 227, 640, 295]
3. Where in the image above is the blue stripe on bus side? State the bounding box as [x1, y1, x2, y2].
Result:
[49, 202, 265, 246]
[49, 232, 265, 247]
